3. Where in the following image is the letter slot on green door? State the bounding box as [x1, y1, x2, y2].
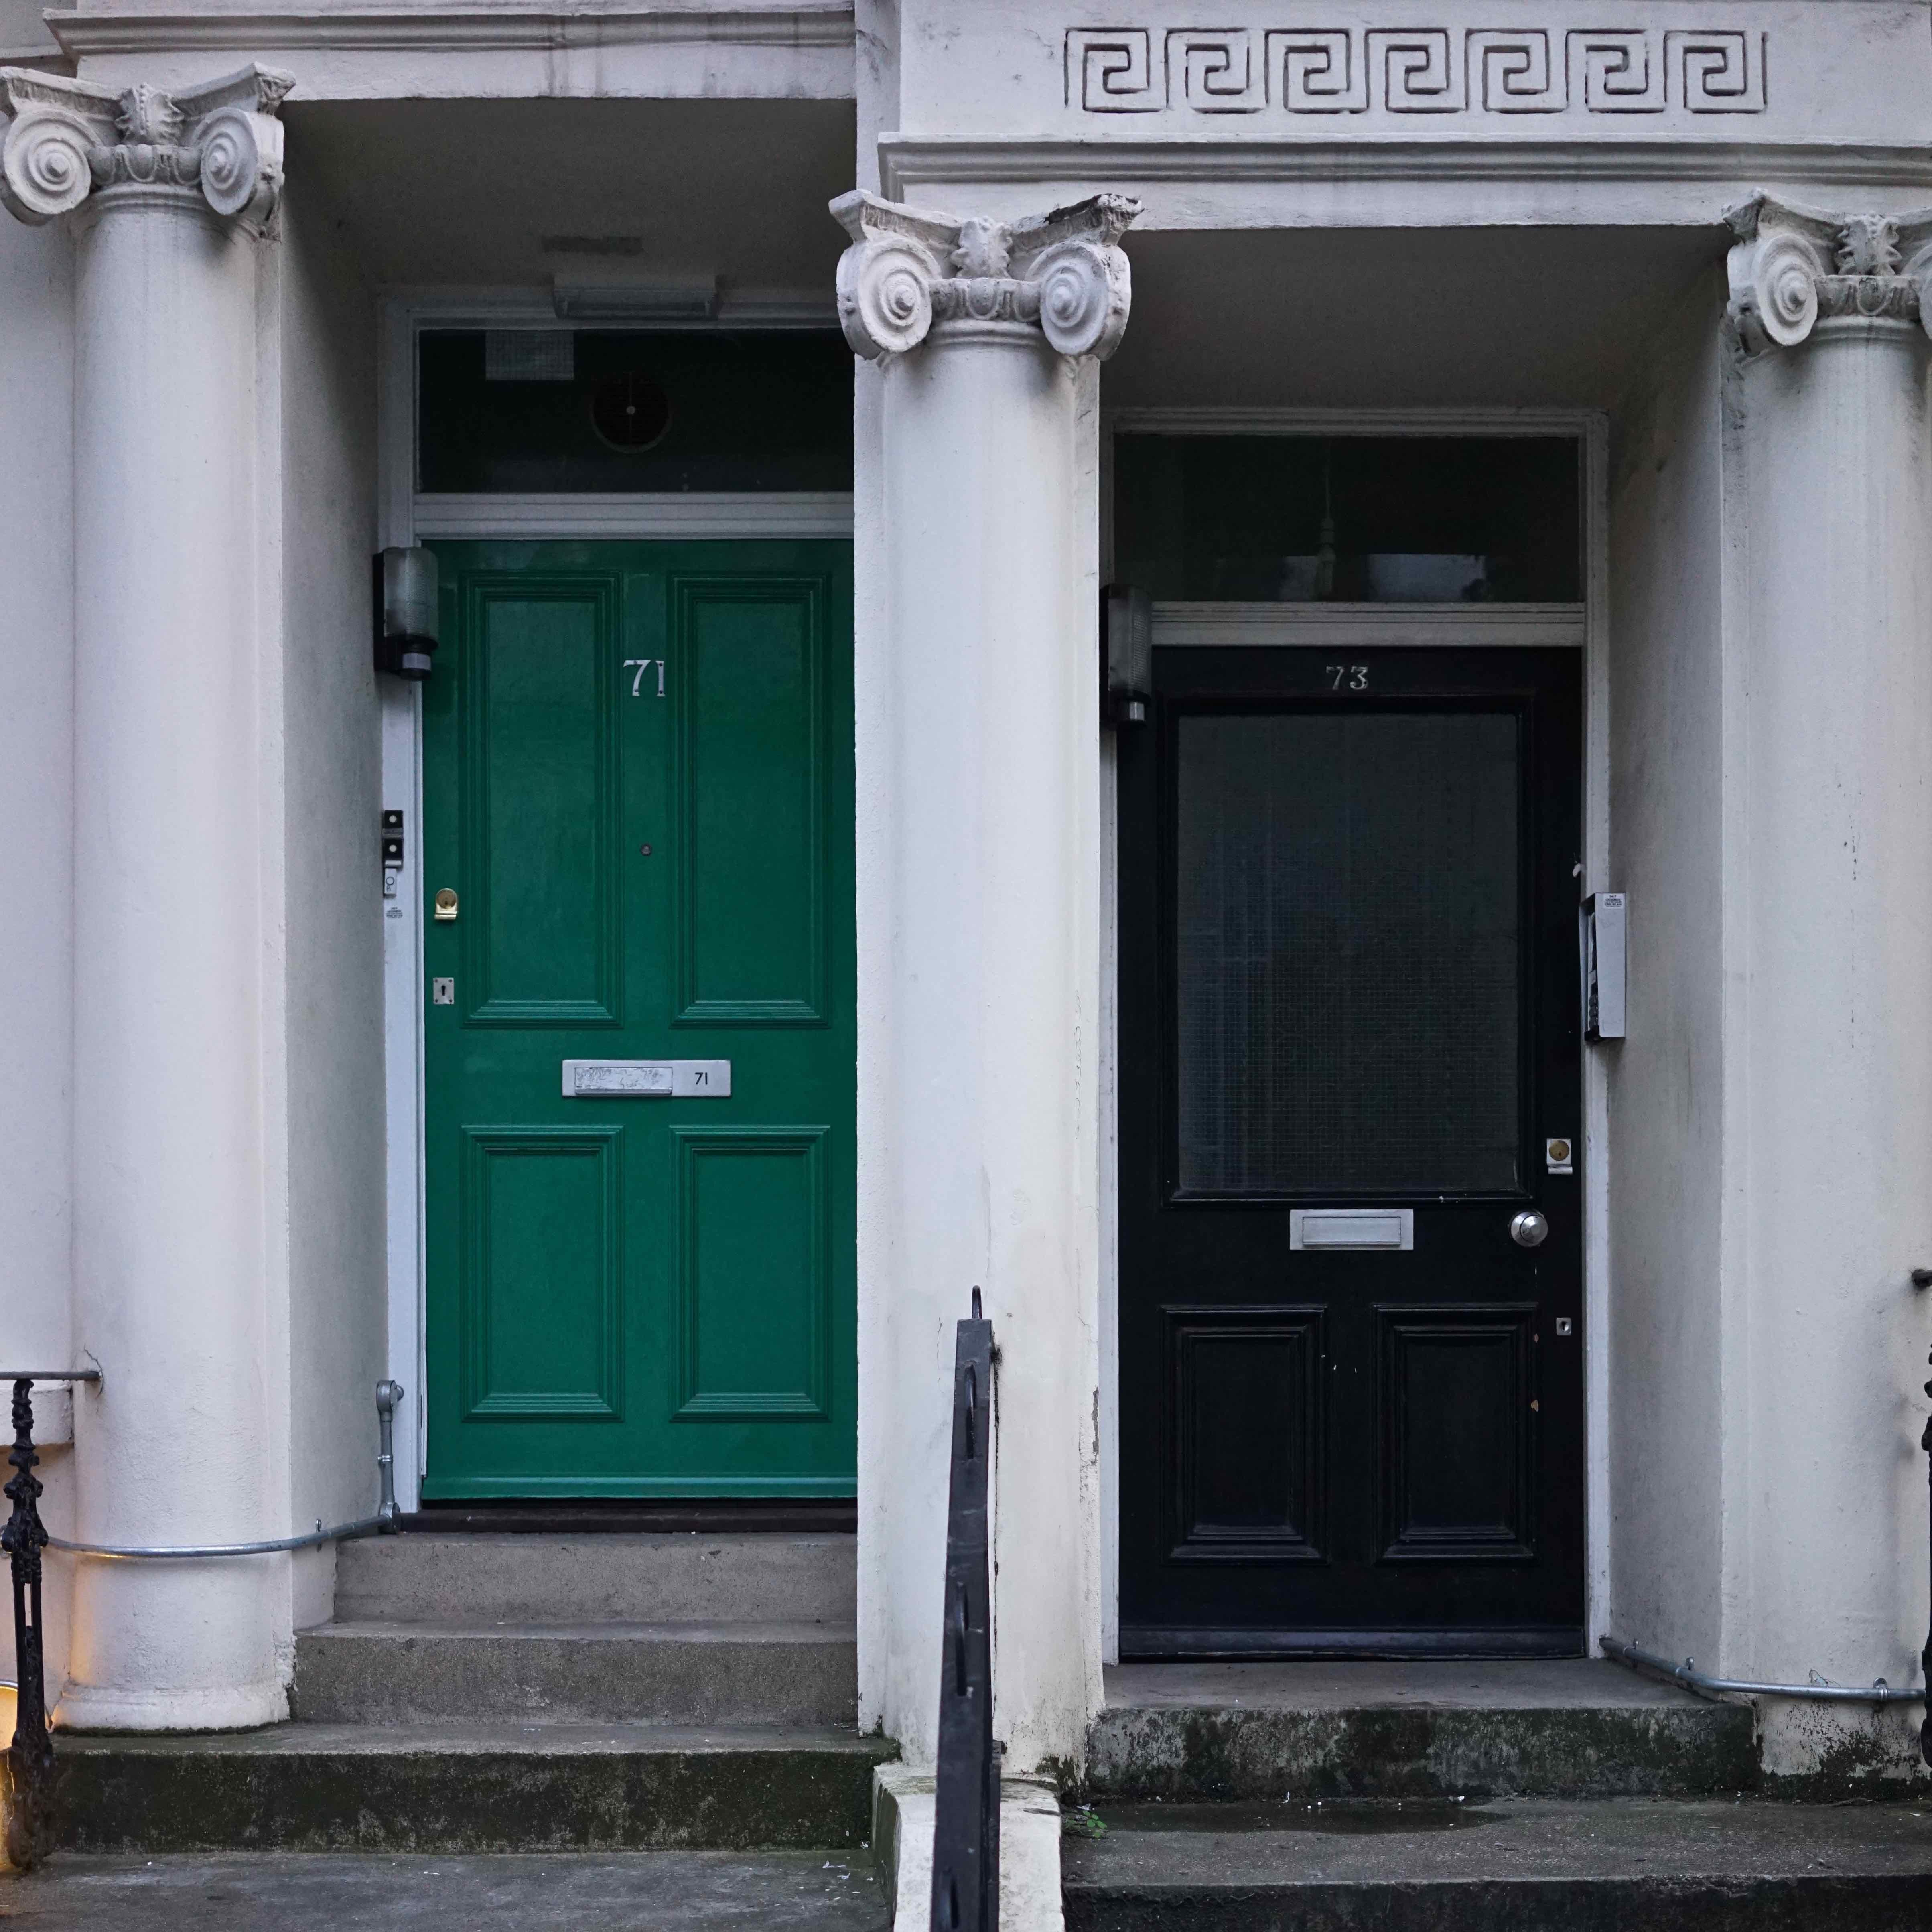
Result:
[420, 540, 855, 1498]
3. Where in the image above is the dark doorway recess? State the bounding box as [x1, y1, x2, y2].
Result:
[1117, 645, 1585, 1658]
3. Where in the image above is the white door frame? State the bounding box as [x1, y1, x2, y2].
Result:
[375, 293, 855, 1510]
[1096, 405, 1611, 1660]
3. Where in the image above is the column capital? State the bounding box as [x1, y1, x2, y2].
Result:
[830, 189, 1141, 362]
[1727, 192, 1932, 354]
[0, 64, 292, 233]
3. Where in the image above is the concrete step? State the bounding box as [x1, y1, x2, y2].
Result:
[292, 1621, 857, 1726]
[53, 1722, 894, 1853]
[17, 1850, 890, 1930]
[1086, 1661, 1757, 1801]
[1061, 1796, 1932, 1930]
[332, 1532, 856, 1626]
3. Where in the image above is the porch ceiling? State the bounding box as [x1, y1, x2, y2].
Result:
[1106, 226, 1724, 412]
[286, 96, 856, 296]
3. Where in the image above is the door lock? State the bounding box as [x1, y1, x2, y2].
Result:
[1510, 1209, 1550, 1248]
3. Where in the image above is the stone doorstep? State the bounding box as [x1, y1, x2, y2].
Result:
[1059, 1796, 1932, 1932]
[332, 1532, 858, 1627]
[291, 1621, 858, 1727]
[1085, 1660, 1760, 1801]
[872, 1764, 1064, 1932]
[49, 1724, 895, 1854]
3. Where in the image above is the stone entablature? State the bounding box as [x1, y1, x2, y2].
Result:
[1067, 24, 1764, 119]
[0, 64, 291, 229]
[1728, 193, 1932, 353]
[898, 2, 1930, 148]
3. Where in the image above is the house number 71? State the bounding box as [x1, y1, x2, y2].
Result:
[623, 658, 666, 698]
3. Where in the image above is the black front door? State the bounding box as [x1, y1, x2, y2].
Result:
[1118, 644, 1585, 1656]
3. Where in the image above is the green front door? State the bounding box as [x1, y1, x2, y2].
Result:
[421, 540, 855, 1498]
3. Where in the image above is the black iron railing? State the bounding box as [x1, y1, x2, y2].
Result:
[4, 1371, 95, 1871]
[0, 1374, 401, 1870]
[1921, 1339, 1931, 1769]
[931, 1289, 998, 1932]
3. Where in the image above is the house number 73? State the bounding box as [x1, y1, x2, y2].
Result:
[1327, 664, 1369, 691]
[623, 658, 666, 698]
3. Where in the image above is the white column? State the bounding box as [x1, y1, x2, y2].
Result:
[1725, 196, 1932, 1774]
[2, 65, 293, 1730]
[837, 191, 1135, 1773]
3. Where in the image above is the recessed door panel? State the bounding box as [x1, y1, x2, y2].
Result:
[1378, 1304, 1536, 1562]
[463, 581, 620, 1026]
[674, 1127, 830, 1421]
[1168, 1307, 1326, 1563]
[423, 541, 855, 1499]
[1120, 644, 1584, 1654]
[461, 1127, 622, 1420]
[676, 580, 824, 1025]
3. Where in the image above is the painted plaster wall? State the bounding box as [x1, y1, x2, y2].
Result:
[1605, 272, 1729, 1663]
[274, 188, 384, 1636]
[0, 212, 76, 1705]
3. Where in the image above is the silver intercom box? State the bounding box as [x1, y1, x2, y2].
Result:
[1582, 893, 1628, 1041]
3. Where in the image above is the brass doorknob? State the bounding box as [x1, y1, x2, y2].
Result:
[1511, 1209, 1549, 1248]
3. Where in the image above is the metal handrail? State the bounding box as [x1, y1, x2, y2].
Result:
[30, 1380, 403, 1559]
[1601, 1635, 1926, 1705]
[931, 1288, 998, 1932]
[48, 1518, 388, 1559]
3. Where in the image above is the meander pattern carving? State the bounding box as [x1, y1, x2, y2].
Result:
[1066, 26, 1766, 116]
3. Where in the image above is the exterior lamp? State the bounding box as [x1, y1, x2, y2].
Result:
[1102, 583, 1153, 726]
[373, 546, 440, 680]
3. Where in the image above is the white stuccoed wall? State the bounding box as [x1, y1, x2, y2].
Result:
[1725, 286, 1932, 1778]
[0, 207, 77, 1709]
[1607, 271, 1732, 1667]
[274, 181, 386, 1640]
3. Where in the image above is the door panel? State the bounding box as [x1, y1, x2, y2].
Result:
[1119, 645, 1583, 1653]
[676, 578, 825, 1023]
[464, 580, 621, 1026]
[423, 540, 855, 1499]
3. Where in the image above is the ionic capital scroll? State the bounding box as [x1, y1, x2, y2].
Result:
[0, 65, 292, 232]
[830, 189, 1141, 361]
[1727, 193, 1932, 354]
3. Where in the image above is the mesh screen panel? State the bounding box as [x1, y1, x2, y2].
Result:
[1175, 711, 1522, 1195]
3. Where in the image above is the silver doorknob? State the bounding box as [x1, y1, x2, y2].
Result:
[1511, 1209, 1549, 1248]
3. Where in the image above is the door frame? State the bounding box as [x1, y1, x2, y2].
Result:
[375, 295, 856, 1511]
[1098, 405, 1611, 1662]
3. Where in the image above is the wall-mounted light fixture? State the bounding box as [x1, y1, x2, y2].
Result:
[373, 546, 439, 680]
[1102, 584, 1153, 727]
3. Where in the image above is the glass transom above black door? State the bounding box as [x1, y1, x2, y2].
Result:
[1113, 435, 1581, 604]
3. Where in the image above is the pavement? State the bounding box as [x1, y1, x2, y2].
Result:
[0, 1849, 891, 1930]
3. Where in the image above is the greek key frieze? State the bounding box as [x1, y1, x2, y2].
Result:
[1064, 25, 1766, 116]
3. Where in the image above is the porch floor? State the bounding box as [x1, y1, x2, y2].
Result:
[1104, 1658, 1696, 1711]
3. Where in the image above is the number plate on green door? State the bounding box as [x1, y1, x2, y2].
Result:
[421, 541, 855, 1498]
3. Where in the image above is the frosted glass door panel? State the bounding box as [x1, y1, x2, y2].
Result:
[1175, 711, 1522, 1196]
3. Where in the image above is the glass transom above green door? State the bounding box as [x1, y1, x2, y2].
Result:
[420, 540, 855, 1498]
